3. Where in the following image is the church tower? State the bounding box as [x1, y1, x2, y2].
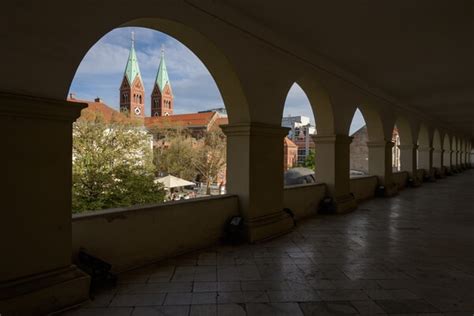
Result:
[120, 32, 145, 118]
[151, 48, 174, 116]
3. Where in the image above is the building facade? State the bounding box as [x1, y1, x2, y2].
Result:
[350, 126, 400, 174]
[283, 137, 298, 170]
[282, 115, 316, 165]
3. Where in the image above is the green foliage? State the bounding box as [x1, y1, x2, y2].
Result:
[72, 112, 165, 213]
[299, 149, 315, 169]
[153, 129, 197, 181]
[153, 128, 226, 194]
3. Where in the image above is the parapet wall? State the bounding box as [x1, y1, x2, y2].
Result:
[283, 183, 326, 220]
[393, 171, 409, 190]
[350, 175, 378, 201]
[72, 195, 239, 273]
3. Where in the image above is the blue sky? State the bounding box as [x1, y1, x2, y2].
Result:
[69, 27, 365, 134]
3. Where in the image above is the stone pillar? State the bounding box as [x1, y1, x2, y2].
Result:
[432, 149, 445, 178]
[312, 134, 356, 213]
[460, 150, 466, 169]
[222, 123, 293, 242]
[367, 140, 398, 196]
[453, 150, 460, 172]
[0, 93, 90, 314]
[398, 143, 422, 186]
[444, 149, 454, 174]
[418, 146, 435, 181]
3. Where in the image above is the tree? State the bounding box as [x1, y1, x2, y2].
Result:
[299, 149, 315, 169]
[72, 110, 165, 213]
[193, 129, 227, 195]
[153, 128, 197, 181]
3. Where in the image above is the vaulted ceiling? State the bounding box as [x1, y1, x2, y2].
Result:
[221, 0, 474, 137]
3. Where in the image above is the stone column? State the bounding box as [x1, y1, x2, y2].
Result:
[432, 149, 445, 178]
[0, 93, 90, 314]
[460, 150, 466, 169]
[453, 150, 460, 172]
[398, 143, 422, 186]
[367, 140, 398, 196]
[312, 134, 356, 213]
[444, 149, 454, 174]
[222, 123, 293, 242]
[418, 146, 435, 181]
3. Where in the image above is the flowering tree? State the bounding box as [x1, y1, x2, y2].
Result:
[72, 110, 165, 213]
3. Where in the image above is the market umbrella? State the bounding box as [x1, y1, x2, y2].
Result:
[155, 175, 196, 189]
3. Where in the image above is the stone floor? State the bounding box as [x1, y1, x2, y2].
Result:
[62, 170, 474, 316]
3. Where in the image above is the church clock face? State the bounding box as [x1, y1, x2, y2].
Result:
[134, 107, 141, 115]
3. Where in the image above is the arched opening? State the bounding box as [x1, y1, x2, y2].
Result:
[349, 108, 368, 175]
[432, 129, 442, 171]
[453, 136, 458, 167]
[68, 26, 238, 213]
[417, 124, 431, 170]
[443, 133, 451, 170]
[392, 124, 401, 171]
[281, 83, 316, 185]
[393, 116, 414, 173]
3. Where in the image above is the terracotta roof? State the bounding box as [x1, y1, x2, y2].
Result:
[215, 117, 229, 126]
[145, 112, 216, 129]
[68, 98, 128, 123]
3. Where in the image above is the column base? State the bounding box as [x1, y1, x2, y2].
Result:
[409, 176, 423, 187]
[384, 184, 399, 197]
[333, 194, 357, 214]
[422, 169, 436, 182]
[0, 265, 90, 315]
[245, 211, 294, 243]
[435, 167, 447, 179]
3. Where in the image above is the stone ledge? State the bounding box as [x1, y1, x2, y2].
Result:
[0, 92, 85, 122]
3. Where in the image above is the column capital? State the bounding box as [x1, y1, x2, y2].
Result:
[418, 146, 434, 152]
[366, 140, 394, 148]
[398, 143, 418, 150]
[311, 134, 352, 144]
[0, 92, 85, 122]
[221, 122, 289, 137]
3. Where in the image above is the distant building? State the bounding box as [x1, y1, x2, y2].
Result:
[350, 126, 369, 173]
[198, 107, 227, 117]
[350, 126, 400, 174]
[282, 115, 316, 165]
[283, 137, 298, 170]
[146, 112, 225, 139]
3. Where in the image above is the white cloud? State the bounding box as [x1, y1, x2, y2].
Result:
[70, 27, 367, 133]
[70, 27, 224, 116]
[349, 108, 366, 134]
[283, 83, 315, 124]
[75, 42, 129, 75]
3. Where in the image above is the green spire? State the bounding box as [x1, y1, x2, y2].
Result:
[124, 32, 142, 84]
[155, 48, 171, 92]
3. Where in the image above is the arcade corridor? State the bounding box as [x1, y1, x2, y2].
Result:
[64, 171, 474, 315]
